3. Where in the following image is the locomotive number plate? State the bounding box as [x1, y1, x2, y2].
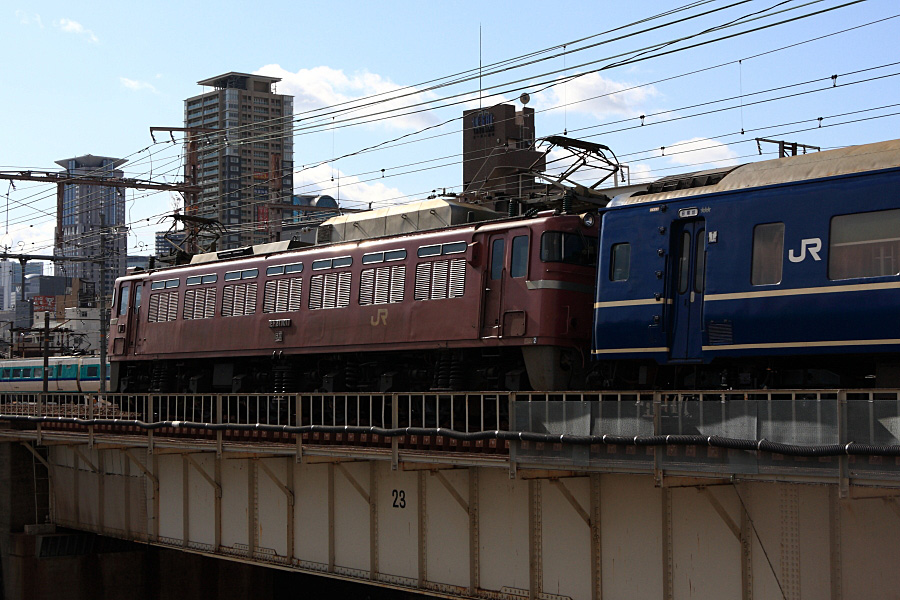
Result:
[268, 319, 292, 328]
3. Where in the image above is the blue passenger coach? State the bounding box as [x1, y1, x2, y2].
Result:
[592, 139, 900, 388]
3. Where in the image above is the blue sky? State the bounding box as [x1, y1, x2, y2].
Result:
[1, 0, 898, 264]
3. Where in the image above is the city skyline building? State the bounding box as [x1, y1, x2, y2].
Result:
[462, 104, 545, 205]
[54, 155, 127, 298]
[154, 229, 187, 259]
[0, 260, 44, 310]
[184, 72, 294, 250]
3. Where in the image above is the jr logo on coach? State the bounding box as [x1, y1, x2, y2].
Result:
[788, 238, 822, 263]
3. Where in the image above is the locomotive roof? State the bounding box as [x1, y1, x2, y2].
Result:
[318, 198, 501, 243]
[608, 138, 900, 207]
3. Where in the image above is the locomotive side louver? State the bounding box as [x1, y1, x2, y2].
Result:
[414, 259, 466, 301]
[309, 273, 351, 310]
[184, 288, 217, 320]
[264, 278, 303, 313]
[415, 263, 431, 300]
[223, 283, 257, 317]
[148, 292, 179, 323]
[448, 259, 466, 298]
[361, 266, 406, 306]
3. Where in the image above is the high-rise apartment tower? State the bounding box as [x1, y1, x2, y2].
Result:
[54, 155, 127, 298]
[184, 72, 294, 250]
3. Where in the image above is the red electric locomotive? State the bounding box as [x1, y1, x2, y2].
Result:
[108, 200, 598, 393]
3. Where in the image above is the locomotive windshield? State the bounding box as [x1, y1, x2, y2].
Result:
[540, 231, 597, 267]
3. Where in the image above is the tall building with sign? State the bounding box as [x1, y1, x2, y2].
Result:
[462, 104, 545, 200]
[54, 155, 128, 298]
[184, 72, 294, 250]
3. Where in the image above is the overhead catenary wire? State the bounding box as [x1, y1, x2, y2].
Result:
[4, 2, 893, 255]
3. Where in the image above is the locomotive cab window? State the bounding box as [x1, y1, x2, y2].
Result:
[752, 222, 784, 285]
[609, 243, 631, 282]
[829, 209, 900, 280]
[490, 239, 505, 280]
[117, 283, 130, 316]
[510, 235, 529, 278]
[541, 231, 597, 267]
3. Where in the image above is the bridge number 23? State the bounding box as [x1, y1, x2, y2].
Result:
[392, 489, 407, 509]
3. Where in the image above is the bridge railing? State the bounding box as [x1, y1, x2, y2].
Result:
[0, 391, 512, 452]
[510, 390, 900, 480]
[5, 390, 900, 472]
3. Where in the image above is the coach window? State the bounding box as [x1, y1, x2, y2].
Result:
[829, 209, 900, 280]
[677, 232, 691, 294]
[609, 243, 631, 281]
[491, 239, 505, 280]
[694, 229, 706, 293]
[511, 235, 529, 278]
[751, 222, 785, 285]
[118, 283, 130, 316]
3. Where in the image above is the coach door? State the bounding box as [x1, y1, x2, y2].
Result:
[669, 219, 706, 361]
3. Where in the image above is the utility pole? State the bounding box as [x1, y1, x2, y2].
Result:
[42, 312, 49, 394]
[98, 214, 107, 396]
[150, 126, 218, 253]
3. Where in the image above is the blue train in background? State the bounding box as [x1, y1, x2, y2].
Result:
[591, 139, 900, 389]
[0, 356, 107, 393]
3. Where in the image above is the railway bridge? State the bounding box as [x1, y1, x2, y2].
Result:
[2, 389, 900, 599]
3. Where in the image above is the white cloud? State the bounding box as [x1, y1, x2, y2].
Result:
[536, 72, 657, 119]
[255, 64, 439, 131]
[120, 77, 158, 93]
[15, 10, 43, 27]
[294, 163, 410, 208]
[461, 93, 513, 110]
[660, 137, 739, 167]
[4, 220, 57, 257]
[54, 18, 98, 43]
[625, 162, 655, 185]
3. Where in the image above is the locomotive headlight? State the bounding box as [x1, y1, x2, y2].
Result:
[581, 213, 595, 228]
